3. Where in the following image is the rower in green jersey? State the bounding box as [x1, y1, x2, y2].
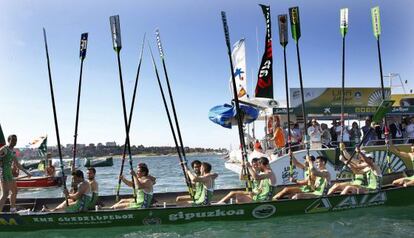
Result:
[340, 148, 382, 195]
[85, 167, 99, 210]
[292, 156, 331, 199]
[248, 157, 277, 202]
[111, 163, 156, 210]
[42, 170, 92, 212]
[0, 134, 32, 212]
[273, 151, 316, 200]
[184, 162, 217, 206]
[327, 142, 368, 195]
[217, 157, 261, 204]
[176, 160, 203, 206]
[390, 143, 414, 187]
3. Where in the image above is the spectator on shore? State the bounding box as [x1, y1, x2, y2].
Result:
[350, 122, 362, 147]
[307, 118, 322, 149]
[389, 118, 403, 144]
[361, 117, 377, 145]
[405, 117, 414, 143]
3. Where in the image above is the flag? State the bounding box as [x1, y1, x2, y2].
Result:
[255, 4, 273, 99]
[0, 124, 5, 147]
[340, 8, 349, 37]
[28, 136, 48, 157]
[230, 39, 247, 99]
[371, 6, 381, 39]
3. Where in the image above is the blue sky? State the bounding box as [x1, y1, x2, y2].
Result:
[1, 0, 413, 149]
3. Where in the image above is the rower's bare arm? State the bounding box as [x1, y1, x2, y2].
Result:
[390, 145, 410, 160]
[136, 178, 151, 189]
[296, 179, 308, 186]
[251, 172, 271, 180]
[13, 158, 31, 176]
[120, 176, 134, 187]
[311, 168, 329, 179]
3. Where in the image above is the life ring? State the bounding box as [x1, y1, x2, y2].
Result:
[274, 127, 286, 148]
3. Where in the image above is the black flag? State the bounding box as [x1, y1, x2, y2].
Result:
[255, 4, 273, 99]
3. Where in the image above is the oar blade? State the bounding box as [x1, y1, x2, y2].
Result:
[340, 8, 349, 38]
[109, 15, 122, 51]
[79, 33, 88, 60]
[371, 6, 381, 39]
[372, 99, 394, 123]
[278, 14, 288, 47]
[288, 6, 301, 42]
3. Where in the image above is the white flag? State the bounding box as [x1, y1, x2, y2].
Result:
[230, 39, 247, 99]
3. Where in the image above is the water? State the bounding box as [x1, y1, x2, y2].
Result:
[10, 155, 414, 237]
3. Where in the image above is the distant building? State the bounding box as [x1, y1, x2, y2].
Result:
[97, 143, 104, 147]
[88, 143, 95, 148]
[106, 141, 117, 147]
[66, 144, 74, 149]
[78, 144, 86, 149]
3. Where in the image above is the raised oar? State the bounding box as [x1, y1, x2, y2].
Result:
[109, 15, 136, 202]
[278, 14, 294, 177]
[148, 43, 195, 201]
[155, 30, 188, 162]
[289, 6, 310, 155]
[221, 11, 252, 191]
[71, 33, 88, 193]
[115, 34, 146, 202]
[340, 8, 348, 146]
[371, 6, 391, 174]
[42, 28, 68, 205]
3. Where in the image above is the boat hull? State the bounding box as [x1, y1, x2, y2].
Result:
[0, 186, 413, 231]
[84, 157, 113, 167]
[16, 176, 64, 188]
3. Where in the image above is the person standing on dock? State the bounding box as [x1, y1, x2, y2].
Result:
[0, 135, 32, 212]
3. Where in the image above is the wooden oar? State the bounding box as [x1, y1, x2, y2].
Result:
[148, 43, 195, 201]
[278, 14, 294, 177]
[71, 32, 88, 192]
[115, 34, 146, 202]
[42, 28, 68, 206]
[109, 15, 137, 203]
[371, 6, 392, 174]
[221, 11, 252, 191]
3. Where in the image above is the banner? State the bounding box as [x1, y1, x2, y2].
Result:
[255, 4, 273, 99]
[230, 39, 247, 99]
[371, 6, 381, 39]
[79, 33, 88, 59]
[290, 87, 391, 108]
[340, 8, 348, 37]
[278, 14, 288, 47]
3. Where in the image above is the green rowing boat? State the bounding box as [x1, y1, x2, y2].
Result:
[1, 184, 413, 231]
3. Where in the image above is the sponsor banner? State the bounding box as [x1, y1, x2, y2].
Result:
[390, 94, 414, 106]
[278, 14, 288, 47]
[289, 7, 301, 42]
[290, 87, 391, 108]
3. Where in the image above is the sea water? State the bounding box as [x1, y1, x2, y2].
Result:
[10, 155, 414, 237]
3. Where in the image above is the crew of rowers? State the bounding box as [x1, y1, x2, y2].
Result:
[2, 133, 414, 214]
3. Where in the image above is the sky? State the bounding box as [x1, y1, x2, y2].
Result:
[0, 0, 413, 149]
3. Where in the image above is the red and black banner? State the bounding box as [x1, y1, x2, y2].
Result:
[255, 4, 273, 99]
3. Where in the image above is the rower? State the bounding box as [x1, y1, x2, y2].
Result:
[340, 149, 382, 195]
[292, 156, 331, 199]
[327, 143, 367, 195]
[42, 170, 92, 212]
[390, 143, 414, 187]
[217, 157, 261, 204]
[249, 157, 277, 202]
[184, 162, 217, 206]
[111, 163, 155, 209]
[176, 160, 202, 205]
[86, 167, 99, 210]
[273, 152, 316, 200]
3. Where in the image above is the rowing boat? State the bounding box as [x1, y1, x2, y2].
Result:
[1, 173, 412, 231]
[16, 176, 65, 189]
[84, 156, 114, 168]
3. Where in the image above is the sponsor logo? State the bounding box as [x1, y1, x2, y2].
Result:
[169, 209, 244, 221]
[252, 204, 276, 219]
[305, 198, 332, 213]
[332, 192, 387, 211]
[142, 217, 161, 225]
[0, 218, 18, 225]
